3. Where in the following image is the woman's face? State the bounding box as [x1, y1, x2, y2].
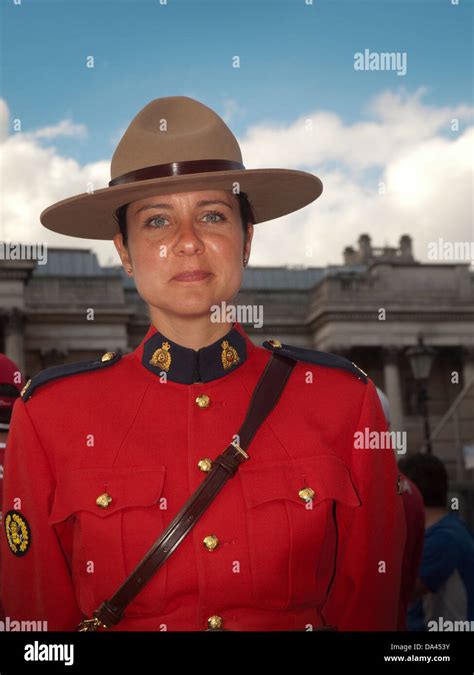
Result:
[113, 189, 253, 321]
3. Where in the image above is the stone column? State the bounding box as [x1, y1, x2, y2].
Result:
[462, 347, 474, 388]
[4, 308, 26, 375]
[382, 347, 404, 432]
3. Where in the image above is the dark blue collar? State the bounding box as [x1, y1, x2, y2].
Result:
[141, 323, 247, 384]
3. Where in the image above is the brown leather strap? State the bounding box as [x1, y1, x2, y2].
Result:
[76, 352, 296, 631]
[109, 159, 245, 187]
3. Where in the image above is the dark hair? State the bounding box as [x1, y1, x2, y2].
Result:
[398, 453, 448, 508]
[114, 191, 255, 248]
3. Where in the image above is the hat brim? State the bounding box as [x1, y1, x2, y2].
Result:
[40, 168, 323, 240]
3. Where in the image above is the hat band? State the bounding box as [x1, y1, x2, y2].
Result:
[109, 159, 245, 187]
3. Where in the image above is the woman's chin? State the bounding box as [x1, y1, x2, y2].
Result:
[153, 300, 219, 319]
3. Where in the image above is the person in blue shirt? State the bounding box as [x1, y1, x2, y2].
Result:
[398, 453, 474, 631]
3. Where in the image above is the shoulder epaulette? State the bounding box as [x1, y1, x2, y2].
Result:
[263, 339, 368, 383]
[21, 351, 122, 401]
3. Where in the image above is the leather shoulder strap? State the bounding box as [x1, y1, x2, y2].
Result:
[77, 352, 296, 631]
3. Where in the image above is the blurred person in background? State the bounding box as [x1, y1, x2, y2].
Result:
[399, 453, 474, 631]
[376, 388, 425, 631]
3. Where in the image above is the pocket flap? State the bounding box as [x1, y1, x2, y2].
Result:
[239, 455, 360, 509]
[48, 466, 166, 524]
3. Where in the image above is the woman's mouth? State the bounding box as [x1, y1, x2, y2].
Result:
[171, 271, 213, 282]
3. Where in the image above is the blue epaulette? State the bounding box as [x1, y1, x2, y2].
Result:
[263, 339, 368, 383]
[20, 351, 122, 401]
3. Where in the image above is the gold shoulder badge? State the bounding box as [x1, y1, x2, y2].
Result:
[221, 340, 240, 370]
[100, 351, 117, 362]
[5, 510, 31, 557]
[149, 341, 172, 371]
[268, 339, 282, 348]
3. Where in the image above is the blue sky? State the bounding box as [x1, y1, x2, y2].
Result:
[0, 0, 472, 267]
[2, 0, 471, 164]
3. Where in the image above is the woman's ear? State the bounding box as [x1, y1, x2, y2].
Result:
[243, 223, 254, 263]
[113, 233, 133, 274]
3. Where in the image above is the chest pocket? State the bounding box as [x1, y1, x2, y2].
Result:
[48, 466, 167, 615]
[238, 454, 361, 610]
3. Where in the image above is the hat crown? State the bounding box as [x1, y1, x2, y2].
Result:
[111, 96, 243, 180]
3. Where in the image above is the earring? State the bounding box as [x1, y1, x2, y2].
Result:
[127, 268, 133, 274]
[243, 258, 248, 267]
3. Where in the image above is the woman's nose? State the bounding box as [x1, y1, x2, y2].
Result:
[171, 220, 204, 254]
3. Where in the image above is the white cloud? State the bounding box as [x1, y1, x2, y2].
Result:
[0, 87, 472, 270]
[30, 119, 88, 141]
[238, 86, 474, 265]
[0, 100, 116, 264]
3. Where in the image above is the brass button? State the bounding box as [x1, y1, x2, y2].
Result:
[195, 394, 211, 408]
[268, 339, 282, 348]
[21, 379, 31, 397]
[203, 535, 219, 551]
[101, 351, 117, 363]
[298, 487, 315, 502]
[96, 492, 113, 508]
[207, 615, 223, 630]
[198, 458, 213, 473]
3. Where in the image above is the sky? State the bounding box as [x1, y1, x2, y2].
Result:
[0, 0, 472, 268]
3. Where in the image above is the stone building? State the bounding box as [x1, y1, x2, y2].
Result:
[1, 234, 473, 524]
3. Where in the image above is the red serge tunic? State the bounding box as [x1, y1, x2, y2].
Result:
[1, 322, 406, 631]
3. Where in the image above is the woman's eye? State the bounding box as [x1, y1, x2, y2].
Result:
[145, 216, 169, 229]
[202, 211, 226, 223]
[144, 211, 226, 229]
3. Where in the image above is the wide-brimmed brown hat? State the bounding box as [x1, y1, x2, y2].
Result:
[40, 96, 323, 240]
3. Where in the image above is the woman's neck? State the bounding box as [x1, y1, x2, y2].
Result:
[149, 310, 234, 351]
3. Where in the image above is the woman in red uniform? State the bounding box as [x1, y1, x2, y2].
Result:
[1, 96, 405, 631]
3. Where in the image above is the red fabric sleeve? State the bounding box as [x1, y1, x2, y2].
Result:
[322, 379, 407, 631]
[0, 399, 83, 630]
